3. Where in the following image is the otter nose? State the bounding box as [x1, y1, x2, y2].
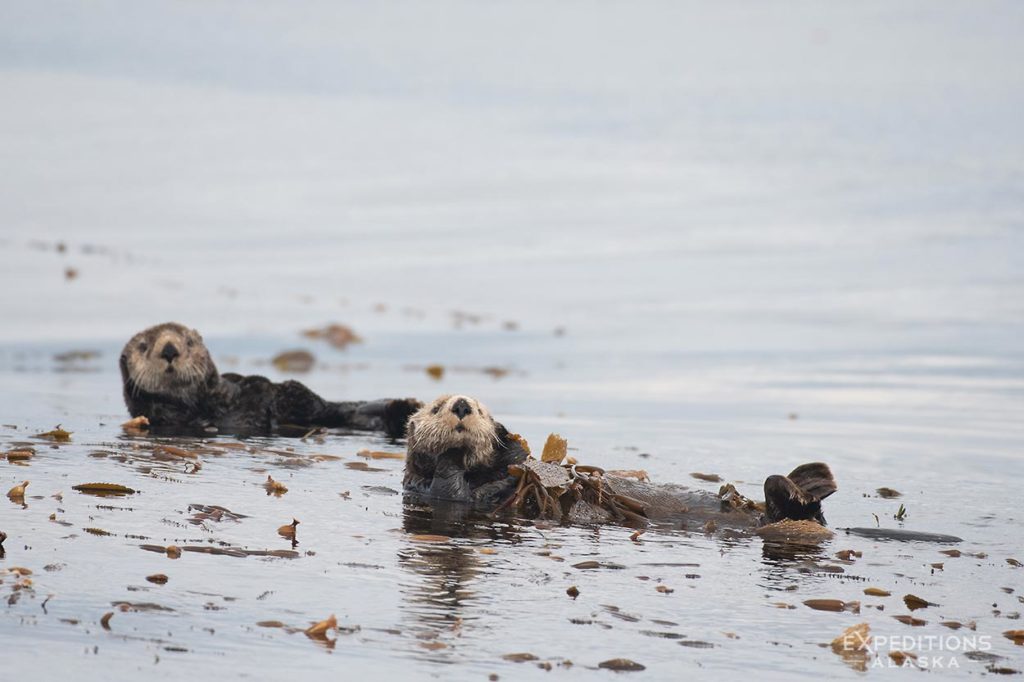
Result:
[451, 398, 472, 420]
[160, 342, 180, 363]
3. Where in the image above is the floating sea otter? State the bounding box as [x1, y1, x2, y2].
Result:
[404, 394, 531, 506]
[403, 394, 962, 543]
[121, 322, 420, 436]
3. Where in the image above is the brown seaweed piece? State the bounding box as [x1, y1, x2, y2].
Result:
[540, 434, 567, 464]
[301, 324, 362, 349]
[121, 416, 150, 433]
[7, 481, 28, 500]
[72, 483, 136, 496]
[34, 426, 71, 442]
[272, 350, 315, 373]
[499, 459, 648, 525]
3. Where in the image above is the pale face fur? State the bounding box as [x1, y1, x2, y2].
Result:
[121, 322, 215, 403]
[407, 394, 499, 469]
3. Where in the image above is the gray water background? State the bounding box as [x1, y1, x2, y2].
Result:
[1, 2, 1022, 678]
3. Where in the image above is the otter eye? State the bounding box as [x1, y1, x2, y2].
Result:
[187, 338, 195, 348]
[431, 403, 442, 415]
[138, 343, 148, 352]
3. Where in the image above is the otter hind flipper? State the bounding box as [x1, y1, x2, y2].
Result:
[764, 462, 836, 524]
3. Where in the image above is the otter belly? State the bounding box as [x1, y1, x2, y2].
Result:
[590, 477, 762, 528]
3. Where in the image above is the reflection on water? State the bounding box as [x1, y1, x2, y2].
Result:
[2, 1, 1024, 678]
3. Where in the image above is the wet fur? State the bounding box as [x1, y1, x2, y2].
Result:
[121, 322, 418, 436]
[404, 395, 528, 505]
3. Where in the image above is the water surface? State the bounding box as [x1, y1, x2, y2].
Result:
[1, 1, 1023, 678]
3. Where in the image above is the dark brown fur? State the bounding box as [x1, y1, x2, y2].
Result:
[121, 322, 419, 436]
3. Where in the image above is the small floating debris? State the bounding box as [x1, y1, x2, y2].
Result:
[409, 534, 451, 544]
[146, 574, 169, 585]
[6, 448, 34, 462]
[100, 612, 113, 630]
[598, 659, 645, 672]
[690, 472, 722, 483]
[889, 651, 917, 667]
[830, 623, 871, 672]
[301, 324, 362, 350]
[502, 653, 538, 663]
[345, 461, 385, 472]
[893, 615, 926, 627]
[903, 594, 937, 610]
[112, 601, 174, 612]
[356, 449, 404, 460]
[876, 487, 902, 499]
[540, 434, 567, 464]
[864, 587, 891, 597]
[256, 620, 286, 628]
[304, 614, 337, 638]
[572, 561, 625, 570]
[272, 350, 315, 373]
[425, 364, 445, 380]
[34, 426, 71, 442]
[1002, 630, 1024, 645]
[278, 519, 299, 540]
[265, 475, 288, 495]
[54, 350, 99, 363]
[187, 504, 248, 523]
[72, 483, 136, 496]
[804, 599, 860, 613]
[566, 586, 579, 599]
[7, 481, 28, 500]
[121, 416, 149, 433]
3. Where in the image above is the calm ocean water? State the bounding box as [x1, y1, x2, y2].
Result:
[1, 2, 1022, 678]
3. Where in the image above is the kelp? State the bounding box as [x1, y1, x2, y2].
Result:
[498, 459, 649, 526]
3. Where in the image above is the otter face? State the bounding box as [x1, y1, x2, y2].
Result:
[407, 394, 499, 469]
[120, 322, 215, 403]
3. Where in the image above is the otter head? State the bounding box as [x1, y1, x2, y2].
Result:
[120, 322, 217, 404]
[407, 394, 499, 469]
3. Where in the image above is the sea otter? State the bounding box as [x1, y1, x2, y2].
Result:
[121, 322, 420, 437]
[402, 394, 963, 543]
[402, 393, 829, 525]
[403, 394, 530, 506]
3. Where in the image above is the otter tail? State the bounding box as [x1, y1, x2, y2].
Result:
[764, 462, 837, 524]
[324, 398, 420, 438]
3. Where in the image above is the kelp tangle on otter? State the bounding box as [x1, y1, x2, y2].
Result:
[497, 455, 835, 531]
